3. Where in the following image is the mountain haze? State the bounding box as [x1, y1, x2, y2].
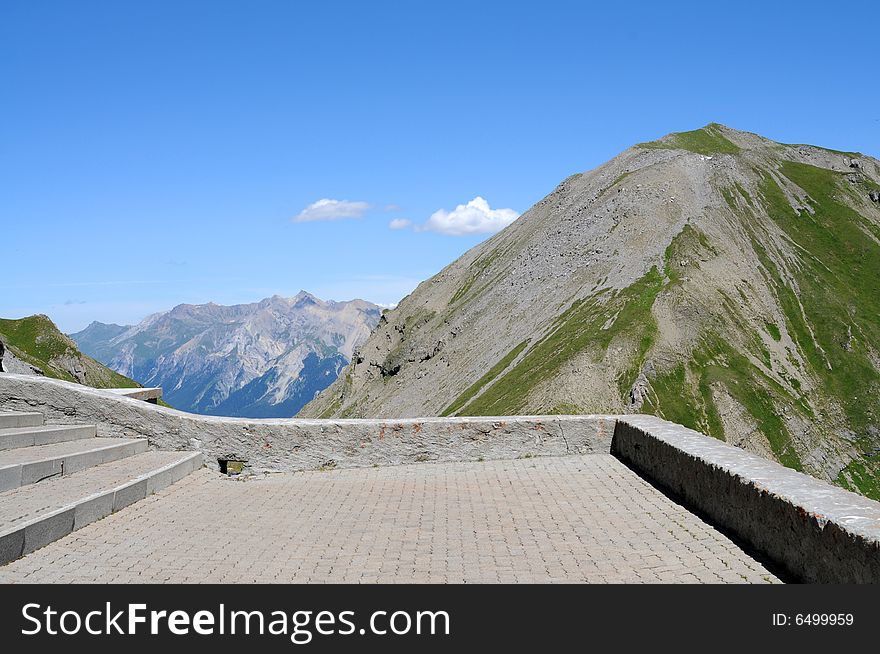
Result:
[73, 292, 381, 418]
[301, 124, 880, 499]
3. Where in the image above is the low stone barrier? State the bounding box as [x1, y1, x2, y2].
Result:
[103, 387, 162, 403]
[4, 373, 880, 582]
[611, 415, 880, 583]
[0, 374, 613, 473]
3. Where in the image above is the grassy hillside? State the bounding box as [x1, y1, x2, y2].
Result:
[0, 314, 141, 389]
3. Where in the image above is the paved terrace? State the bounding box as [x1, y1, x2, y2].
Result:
[0, 454, 780, 584]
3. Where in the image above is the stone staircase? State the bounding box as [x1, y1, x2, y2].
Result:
[0, 410, 202, 565]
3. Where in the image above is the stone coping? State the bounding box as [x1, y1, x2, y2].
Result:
[104, 387, 162, 402]
[0, 374, 613, 473]
[612, 415, 880, 583]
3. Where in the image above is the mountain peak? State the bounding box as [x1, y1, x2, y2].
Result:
[292, 290, 317, 299]
[302, 126, 880, 500]
[291, 290, 320, 306]
[635, 123, 866, 161]
[636, 123, 750, 156]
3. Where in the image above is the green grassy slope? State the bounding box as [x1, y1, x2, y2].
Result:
[439, 155, 880, 498]
[0, 314, 142, 389]
[637, 123, 741, 155]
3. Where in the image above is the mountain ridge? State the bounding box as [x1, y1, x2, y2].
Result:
[0, 314, 142, 390]
[73, 293, 381, 417]
[301, 123, 880, 499]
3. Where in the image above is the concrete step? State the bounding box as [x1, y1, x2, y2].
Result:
[0, 450, 203, 565]
[0, 424, 96, 451]
[0, 412, 44, 429]
[0, 438, 149, 492]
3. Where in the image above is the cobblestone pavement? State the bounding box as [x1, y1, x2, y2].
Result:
[0, 455, 782, 583]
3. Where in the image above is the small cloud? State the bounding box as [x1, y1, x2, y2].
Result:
[64, 299, 87, 306]
[384, 203, 402, 212]
[418, 197, 519, 236]
[388, 218, 413, 230]
[293, 198, 370, 223]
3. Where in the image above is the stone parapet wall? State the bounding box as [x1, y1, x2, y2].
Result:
[0, 374, 612, 473]
[611, 415, 880, 583]
[4, 373, 879, 583]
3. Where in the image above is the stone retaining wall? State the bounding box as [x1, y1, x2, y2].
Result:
[611, 415, 880, 583]
[0, 374, 612, 473]
[4, 374, 879, 582]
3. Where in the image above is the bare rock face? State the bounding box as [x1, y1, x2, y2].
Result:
[628, 360, 654, 411]
[0, 339, 43, 376]
[50, 353, 87, 384]
[302, 123, 880, 497]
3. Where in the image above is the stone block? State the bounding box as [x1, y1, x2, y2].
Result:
[0, 529, 25, 565]
[73, 492, 115, 529]
[20, 458, 62, 485]
[0, 464, 23, 492]
[22, 509, 75, 556]
[113, 479, 147, 512]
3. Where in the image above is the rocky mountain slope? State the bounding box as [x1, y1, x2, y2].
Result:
[72, 292, 380, 418]
[301, 124, 880, 499]
[0, 315, 142, 389]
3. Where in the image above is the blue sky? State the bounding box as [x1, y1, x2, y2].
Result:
[2, 1, 878, 332]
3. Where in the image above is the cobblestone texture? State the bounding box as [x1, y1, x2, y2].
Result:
[0, 455, 781, 583]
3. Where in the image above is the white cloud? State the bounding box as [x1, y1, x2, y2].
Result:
[419, 197, 519, 236]
[388, 218, 413, 230]
[293, 198, 370, 223]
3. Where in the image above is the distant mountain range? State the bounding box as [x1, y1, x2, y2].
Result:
[71, 292, 381, 418]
